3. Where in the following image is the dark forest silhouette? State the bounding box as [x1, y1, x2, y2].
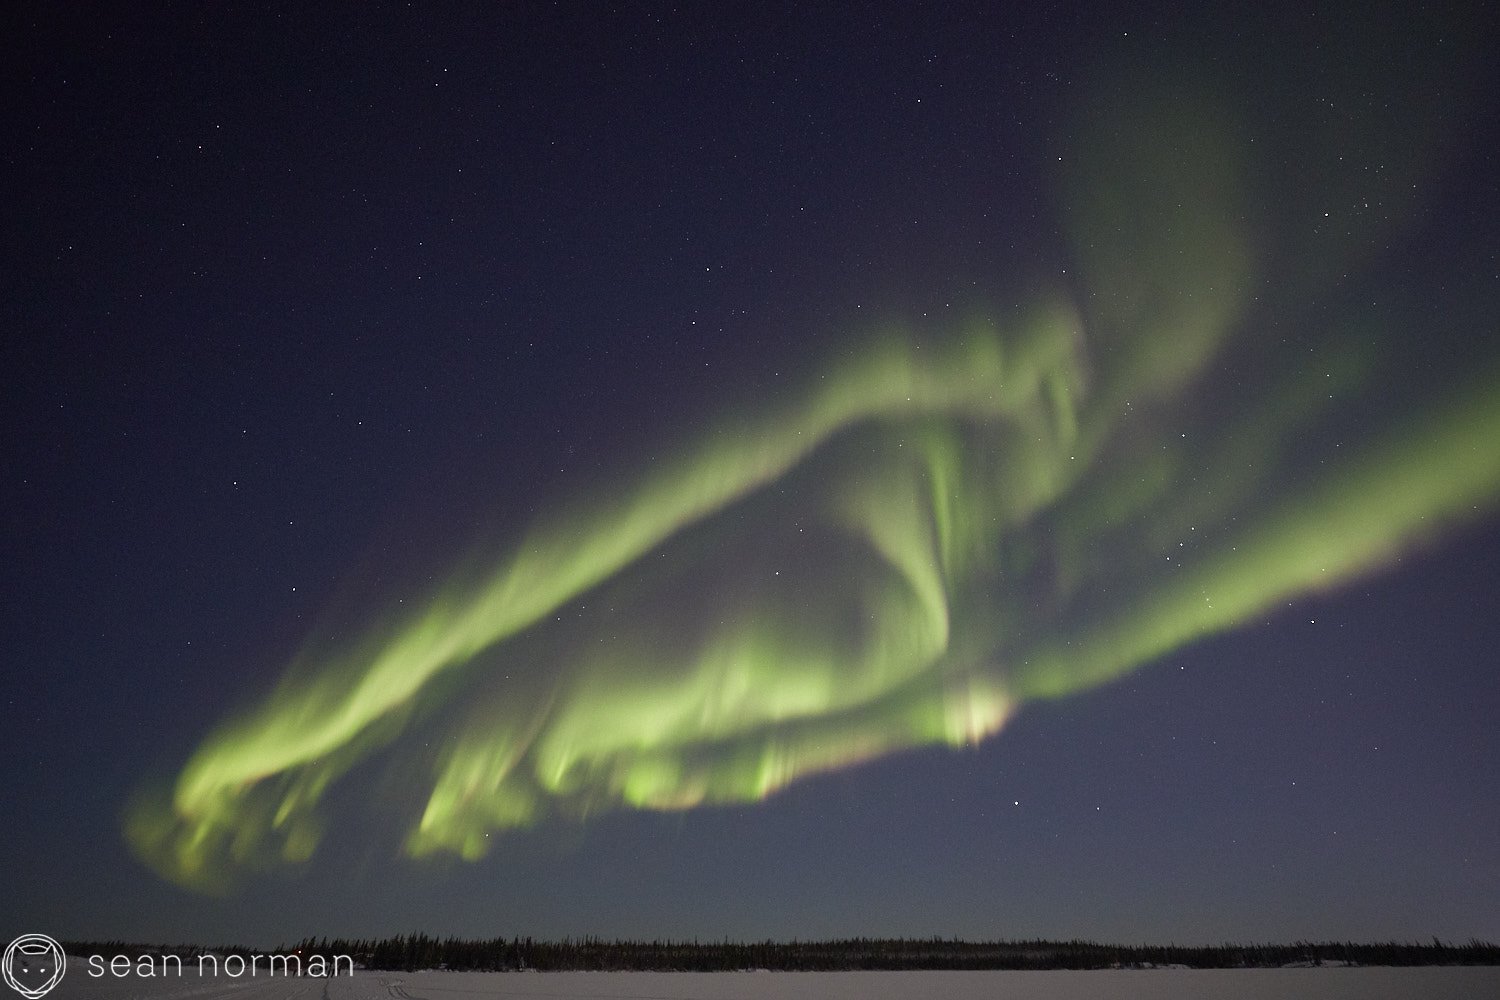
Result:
[63, 935, 1500, 972]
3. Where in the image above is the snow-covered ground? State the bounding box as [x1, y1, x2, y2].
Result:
[45, 966, 1500, 999]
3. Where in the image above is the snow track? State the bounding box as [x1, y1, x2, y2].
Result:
[46, 966, 1500, 999]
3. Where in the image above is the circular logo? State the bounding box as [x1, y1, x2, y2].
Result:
[2, 936, 66, 999]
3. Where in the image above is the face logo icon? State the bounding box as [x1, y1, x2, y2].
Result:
[2, 936, 65, 999]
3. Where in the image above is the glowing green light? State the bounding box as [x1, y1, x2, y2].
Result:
[126, 80, 1500, 891]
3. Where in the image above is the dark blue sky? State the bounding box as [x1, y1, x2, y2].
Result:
[4, 1, 1498, 948]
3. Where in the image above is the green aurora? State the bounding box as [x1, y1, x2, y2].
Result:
[127, 62, 1500, 890]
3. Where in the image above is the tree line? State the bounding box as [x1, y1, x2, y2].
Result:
[63, 935, 1500, 972]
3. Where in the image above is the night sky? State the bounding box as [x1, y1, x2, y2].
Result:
[5, 1, 1499, 949]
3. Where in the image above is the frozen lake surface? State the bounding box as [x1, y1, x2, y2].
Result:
[46, 966, 1500, 999]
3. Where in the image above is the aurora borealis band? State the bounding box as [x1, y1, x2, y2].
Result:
[127, 332, 1500, 884]
[126, 72, 1500, 886]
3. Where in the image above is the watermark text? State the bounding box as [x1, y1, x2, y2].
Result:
[85, 952, 353, 979]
